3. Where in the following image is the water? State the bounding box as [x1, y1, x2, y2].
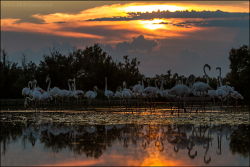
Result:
[1, 109, 249, 166]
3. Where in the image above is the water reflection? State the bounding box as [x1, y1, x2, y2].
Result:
[0, 115, 249, 166]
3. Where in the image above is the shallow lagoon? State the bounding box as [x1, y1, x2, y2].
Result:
[1, 105, 249, 166]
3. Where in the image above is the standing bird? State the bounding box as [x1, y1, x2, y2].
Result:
[55, 79, 73, 107]
[168, 77, 195, 114]
[133, 76, 146, 107]
[216, 67, 234, 108]
[72, 78, 84, 106]
[122, 81, 132, 110]
[22, 81, 32, 99]
[115, 86, 123, 107]
[231, 89, 243, 110]
[192, 64, 213, 112]
[24, 90, 42, 110]
[143, 78, 159, 109]
[207, 75, 217, 106]
[215, 77, 228, 108]
[84, 86, 98, 107]
[46, 76, 61, 104]
[105, 77, 115, 106]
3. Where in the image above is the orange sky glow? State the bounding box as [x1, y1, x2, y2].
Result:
[1, 2, 249, 44]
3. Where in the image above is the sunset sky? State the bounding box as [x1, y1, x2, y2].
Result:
[1, 1, 249, 77]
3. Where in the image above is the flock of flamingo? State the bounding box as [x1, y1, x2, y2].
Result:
[22, 64, 243, 112]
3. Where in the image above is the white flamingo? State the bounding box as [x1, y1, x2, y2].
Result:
[40, 92, 53, 105]
[105, 77, 115, 105]
[216, 67, 234, 108]
[84, 86, 98, 106]
[207, 75, 217, 106]
[115, 86, 123, 107]
[22, 81, 32, 99]
[24, 90, 41, 109]
[54, 79, 73, 107]
[46, 76, 61, 103]
[133, 76, 146, 107]
[133, 76, 146, 97]
[143, 78, 159, 109]
[191, 64, 213, 112]
[72, 78, 84, 106]
[168, 78, 195, 114]
[32, 80, 45, 93]
[215, 77, 228, 108]
[122, 81, 132, 109]
[231, 89, 243, 109]
[67, 83, 74, 103]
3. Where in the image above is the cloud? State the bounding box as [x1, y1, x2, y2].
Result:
[53, 21, 67, 24]
[116, 35, 158, 52]
[159, 18, 249, 28]
[87, 10, 249, 21]
[8, 41, 76, 64]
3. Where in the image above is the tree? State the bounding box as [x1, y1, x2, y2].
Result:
[226, 45, 250, 102]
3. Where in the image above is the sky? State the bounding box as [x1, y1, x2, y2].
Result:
[1, 1, 249, 78]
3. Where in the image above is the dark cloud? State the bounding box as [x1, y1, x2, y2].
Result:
[98, 35, 159, 63]
[159, 19, 249, 28]
[7, 41, 76, 65]
[87, 10, 249, 21]
[53, 21, 67, 24]
[1, 1, 128, 24]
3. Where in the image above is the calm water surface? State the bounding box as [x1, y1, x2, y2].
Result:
[1, 109, 249, 166]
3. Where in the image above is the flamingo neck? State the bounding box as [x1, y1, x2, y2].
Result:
[94, 88, 97, 97]
[47, 78, 51, 93]
[154, 79, 159, 90]
[74, 80, 76, 92]
[142, 77, 144, 89]
[175, 74, 179, 85]
[160, 80, 164, 92]
[181, 76, 183, 85]
[68, 80, 71, 96]
[217, 78, 219, 90]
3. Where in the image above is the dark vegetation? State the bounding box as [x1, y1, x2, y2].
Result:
[0, 44, 249, 101]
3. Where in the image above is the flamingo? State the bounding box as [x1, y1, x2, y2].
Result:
[32, 79, 45, 93]
[122, 81, 132, 110]
[216, 67, 234, 108]
[67, 83, 74, 103]
[133, 76, 146, 107]
[40, 92, 52, 104]
[84, 86, 98, 106]
[207, 75, 218, 106]
[143, 78, 160, 109]
[54, 79, 73, 107]
[104, 77, 115, 106]
[46, 76, 61, 103]
[191, 64, 213, 112]
[24, 90, 41, 110]
[115, 86, 123, 107]
[168, 77, 195, 114]
[231, 89, 244, 109]
[72, 78, 84, 106]
[22, 81, 32, 99]
[215, 77, 228, 108]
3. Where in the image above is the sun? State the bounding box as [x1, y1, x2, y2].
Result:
[139, 19, 166, 30]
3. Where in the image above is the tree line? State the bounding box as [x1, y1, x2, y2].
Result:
[0, 44, 249, 101]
